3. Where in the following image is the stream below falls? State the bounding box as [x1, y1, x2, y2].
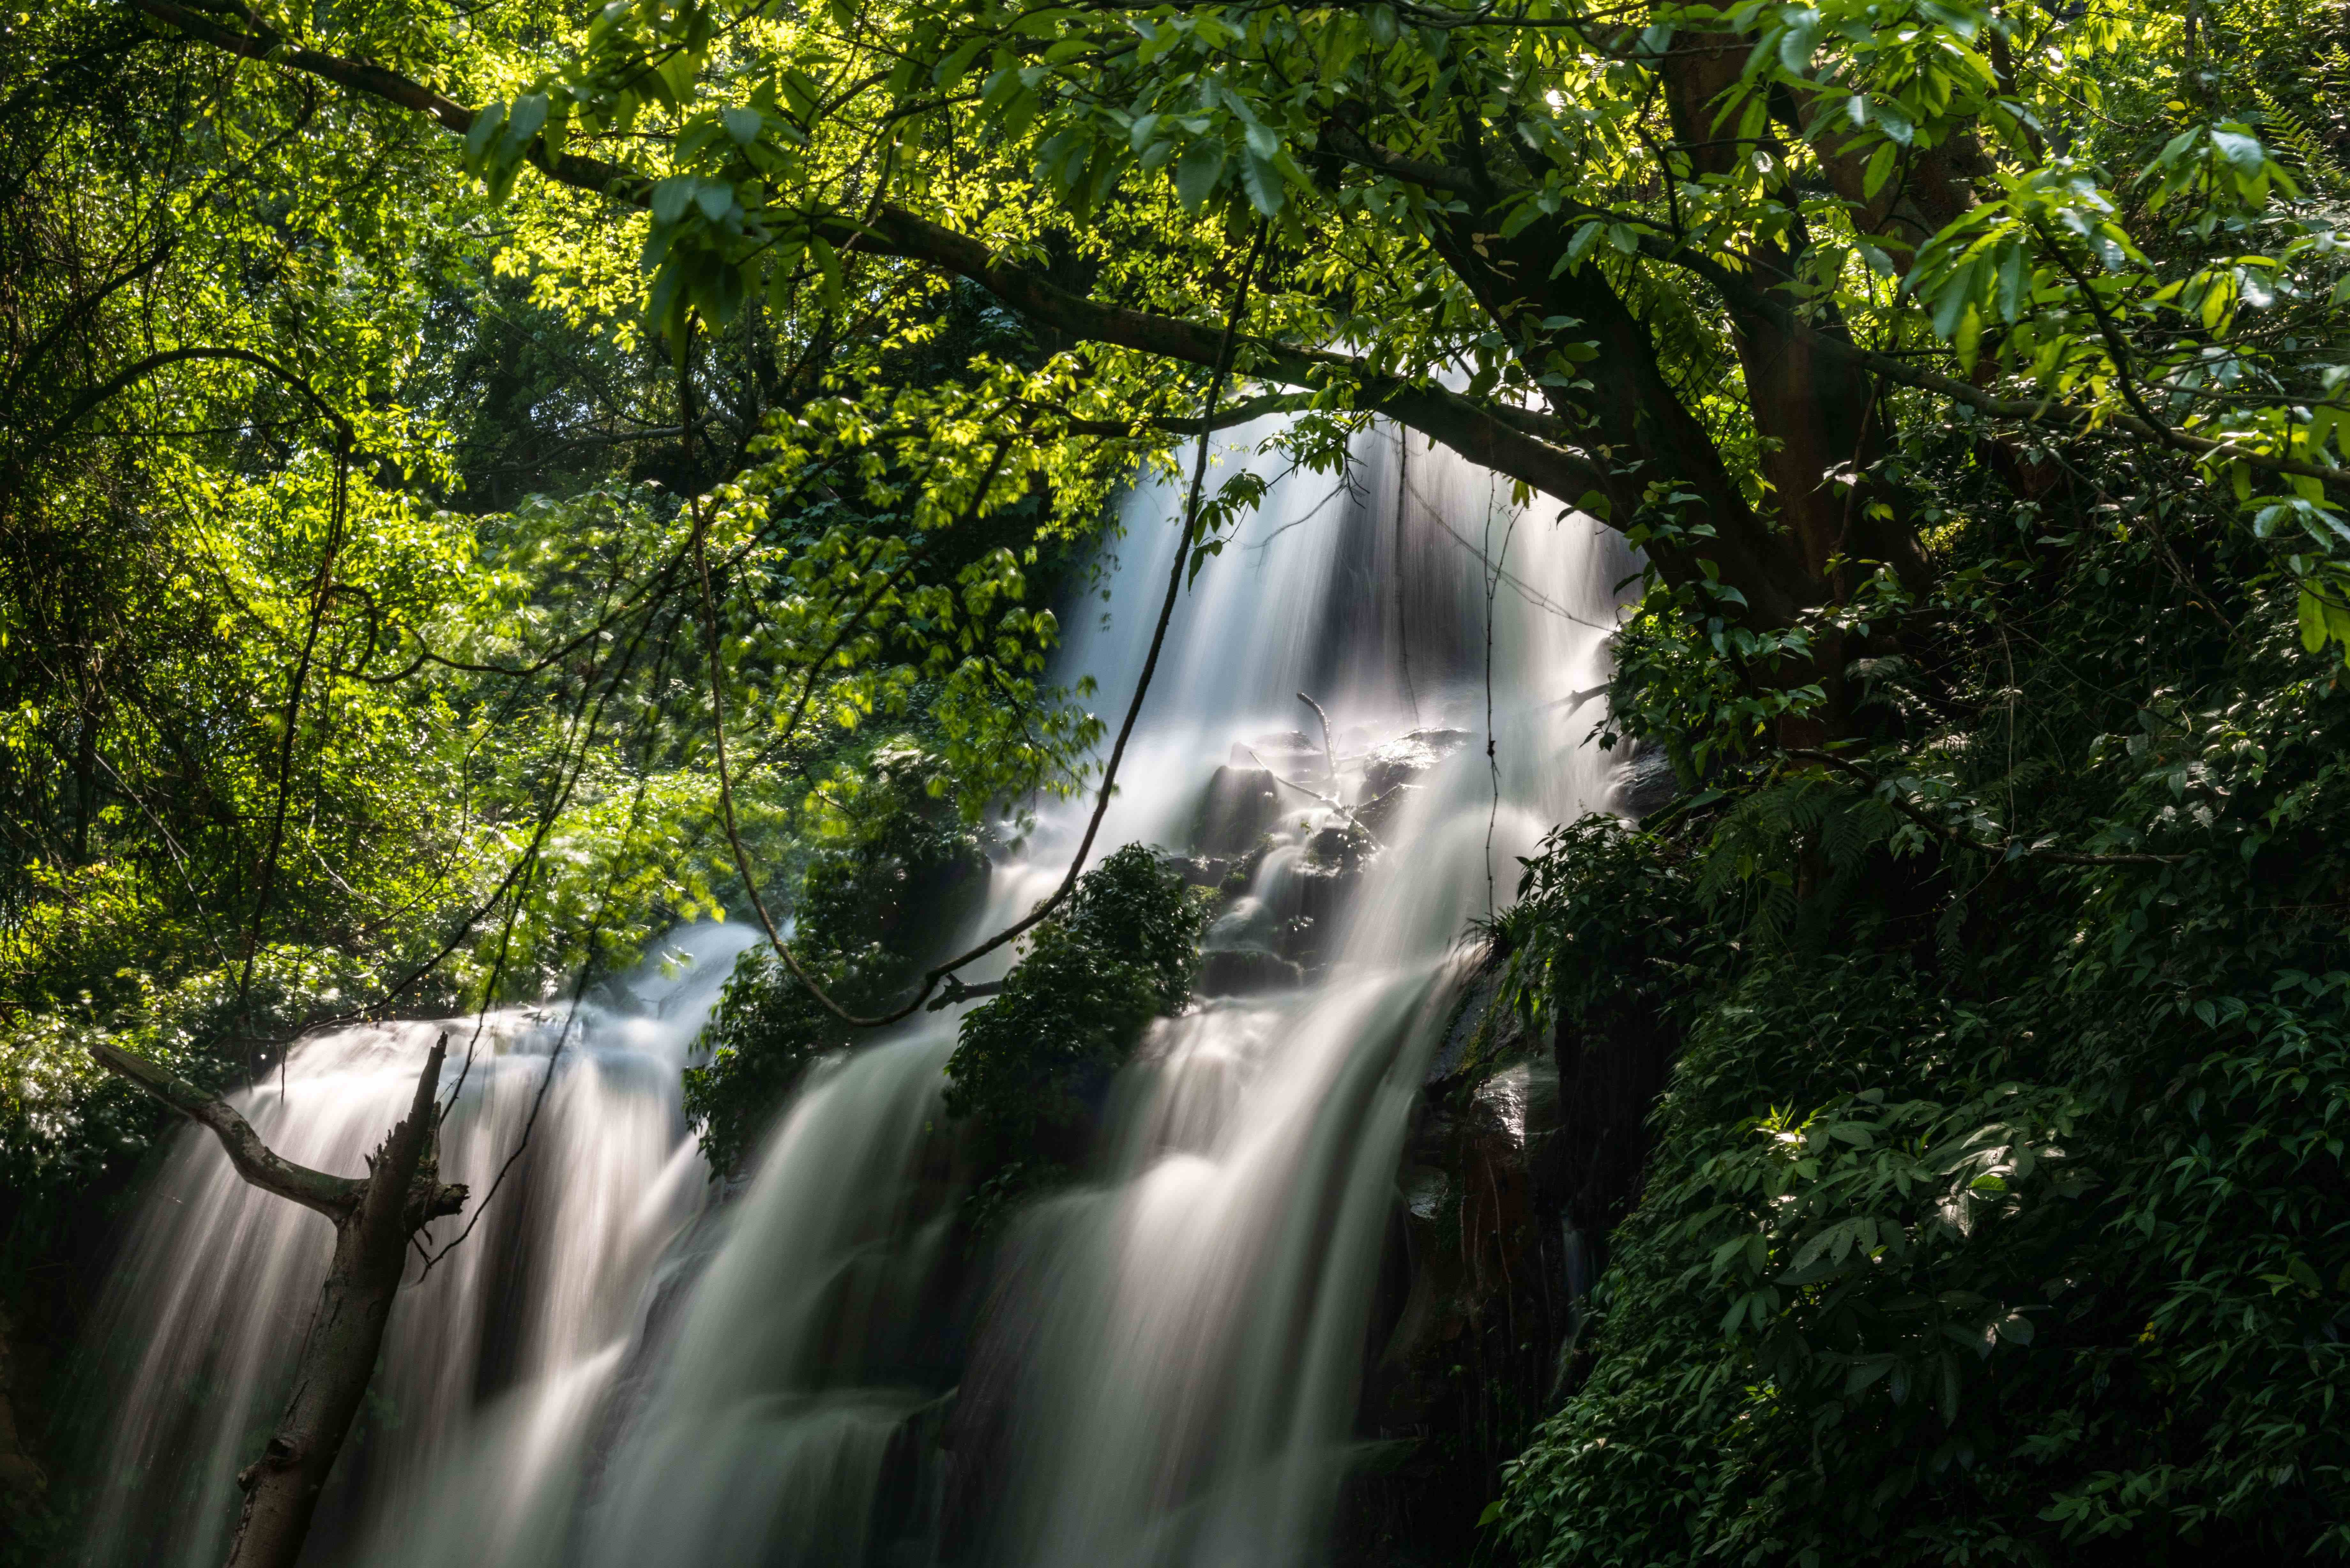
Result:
[79, 421, 1634, 1568]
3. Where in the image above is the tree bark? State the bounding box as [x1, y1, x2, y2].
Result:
[1656, 35, 1927, 595]
[85, 1034, 466, 1568]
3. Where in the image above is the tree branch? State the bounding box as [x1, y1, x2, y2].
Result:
[1318, 124, 2350, 500]
[85, 1039, 363, 1219]
[126, 0, 1617, 518]
[11, 345, 352, 475]
[129, 0, 647, 200]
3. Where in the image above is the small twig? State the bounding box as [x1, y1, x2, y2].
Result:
[1787, 749, 2186, 866]
[1297, 691, 1338, 784]
[1247, 747, 1386, 847]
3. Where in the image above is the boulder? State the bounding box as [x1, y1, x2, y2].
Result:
[1196, 946, 1303, 996]
[1361, 729, 1473, 797]
[1191, 766, 1282, 856]
[1611, 741, 1680, 820]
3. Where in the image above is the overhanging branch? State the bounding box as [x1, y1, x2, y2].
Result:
[1318, 123, 2350, 499]
[128, 0, 1617, 516]
[86, 1039, 363, 1218]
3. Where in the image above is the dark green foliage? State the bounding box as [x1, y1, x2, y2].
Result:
[684, 739, 988, 1175]
[1495, 818, 1720, 1047]
[944, 844, 1207, 1207]
[1497, 472, 2350, 1561]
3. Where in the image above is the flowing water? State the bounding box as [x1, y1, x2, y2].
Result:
[79, 420, 1631, 1566]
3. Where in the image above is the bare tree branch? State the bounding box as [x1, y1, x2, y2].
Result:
[85, 1039, 363, 1219]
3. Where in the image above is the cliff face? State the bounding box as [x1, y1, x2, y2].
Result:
[1338, 942, 1675, 1567]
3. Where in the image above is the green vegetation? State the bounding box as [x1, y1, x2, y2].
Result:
[945, 843, 1208, 1210]
[1497, 499, 2350, 1558]
[1491, 62, 2350, 1562]
[686, 737, 991, 1176]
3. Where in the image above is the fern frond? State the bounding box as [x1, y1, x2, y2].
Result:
[2323, 44, 2350, 96]
[2255, 86, 2350, 192]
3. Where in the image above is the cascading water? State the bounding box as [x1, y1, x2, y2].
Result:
[77, 418, 1630, 1567]
[76, 923, 760, 1568]
[954, 424, 1629, 1568]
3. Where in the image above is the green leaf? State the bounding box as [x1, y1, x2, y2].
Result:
[809, 233, 845, 301]
[1862, 139, 1898, 199]
[502, 93, 549, 156]
[651, 177, 696, 226]
[2305, 588, 2334, 653]
[1175, 141, 1226, 211]
[934, 36, 989, 89]
[722, 106, 763, 146]
[1239, 150, 1286, 215]
[465, 101, 507, 168]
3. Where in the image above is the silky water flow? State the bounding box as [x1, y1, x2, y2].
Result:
[77, 420, 1632, 1567]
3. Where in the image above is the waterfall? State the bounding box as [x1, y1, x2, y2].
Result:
[953, 423, 1627, 1567]
[76, 923, 760, 1568]
[76, 419, 1629, 1566]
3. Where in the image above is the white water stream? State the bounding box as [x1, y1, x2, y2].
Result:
[79, 421, 1630, 1566]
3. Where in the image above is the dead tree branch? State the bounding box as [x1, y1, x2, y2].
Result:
[85, 1033, 466, 1568]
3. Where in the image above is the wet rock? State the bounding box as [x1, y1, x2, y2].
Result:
[1159, 852, 1234, 890]
[1309, 824, 1375, 872]
[1192, 766, 1282, 856]
[1611, 741, 1680, 820]
[1196, 946, 1303, 995]
[1234, 730, 1317, 767]
[1361, 729, 1474, 797]
[1270, 863, 1355, 971]
[1421, 962, 1528, 1088]
[1340, 967, 1566, 1568]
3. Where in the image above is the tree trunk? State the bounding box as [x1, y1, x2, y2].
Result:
[226, 1036, 450, 1568]
[86, 1032, 465, 1568]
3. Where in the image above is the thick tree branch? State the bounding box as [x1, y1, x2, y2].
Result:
[225, 1033, 463, 1568]
[1020, 390, 1315, 438]
[127, 0, 1618, 521]
[85, 1039, 362, 1218]
[838, 208, 1616, 502]
[130, 0, 647, 199]
[1319, 124, 2350, 500]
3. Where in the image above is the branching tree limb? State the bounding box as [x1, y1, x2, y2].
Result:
[1315, 123, 2350, 501]
[125, 0, 1627, 547]
[84, 1038, 362, 1219]
[85, 1031, 466, 1568]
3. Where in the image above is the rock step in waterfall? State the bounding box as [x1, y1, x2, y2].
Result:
[79, 419, 1633, 1568]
